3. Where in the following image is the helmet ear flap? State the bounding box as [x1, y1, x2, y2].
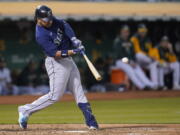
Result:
[34, 15, 37, 23]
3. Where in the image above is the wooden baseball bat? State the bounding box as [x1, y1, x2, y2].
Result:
[82, 53, 102, 81]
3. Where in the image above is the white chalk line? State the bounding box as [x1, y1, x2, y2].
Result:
[64, 130, 88, 133]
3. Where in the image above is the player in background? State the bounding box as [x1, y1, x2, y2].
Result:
[0, 57, 19, 95]
[131, 24, 159, 88]
[113, 25, 156, 90]
[18, 5, 98, 130]
[150, 36, 180, 90]
[0, 57, 11, 95]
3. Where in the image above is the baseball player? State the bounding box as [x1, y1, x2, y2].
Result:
[18, 5, 98, 130]
[0, 57, 12, 95]
[150, 36, 180, 90]
[131, 24, 159, 88]
[113, 25, 155, 90]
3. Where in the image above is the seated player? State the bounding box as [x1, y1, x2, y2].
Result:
[0, 57, 18, 95]
[174, 40, 180, 62]
[113, 25, 156, 90]
[150, 36, 180, 90]
[131, 24, 159, 88]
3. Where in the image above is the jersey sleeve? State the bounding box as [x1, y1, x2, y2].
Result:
[36, 34, 58, 57]
[131, 36, 145, 54]
[167, 53, 177, 62]
[149, 47, 162, 62]
[58, 19, 76, 39]
[112, 38, 122, 59]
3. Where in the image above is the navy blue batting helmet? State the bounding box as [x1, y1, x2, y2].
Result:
[34, 5, 53, 22]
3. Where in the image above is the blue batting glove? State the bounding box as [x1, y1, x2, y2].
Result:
[78, 45, 85, 52]
[71, 37, 82, 48]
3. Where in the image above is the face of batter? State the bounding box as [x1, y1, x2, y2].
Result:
[37, 19, 53, 28]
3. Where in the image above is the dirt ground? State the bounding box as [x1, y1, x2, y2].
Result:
[1, 91, 180, 104]
[0, 124, 180, 135]
[1, 91, 180, 135]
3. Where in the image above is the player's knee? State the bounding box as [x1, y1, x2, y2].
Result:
[51, 97, 59, 102]
[48, 93, 60, 102]
[150, 61, 158, 67]
[173, 62, 179, 68]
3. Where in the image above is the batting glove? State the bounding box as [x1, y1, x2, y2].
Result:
[73, 48, 84, 55]
[71, 37, 82, 48]
[78, 45, 85, 52]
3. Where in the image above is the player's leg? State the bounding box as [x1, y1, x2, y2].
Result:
[158, 67, 165, 88]
[18, 57, 71, 129]
[136, 53, 152, 64]
[148, 62, 159, 87]
[67, 59, 98, 129]
[116, 60, 146, 89]
[136, 53, 159, 86]
[134, 65, 156, 88]
[169, 62, 180, 89]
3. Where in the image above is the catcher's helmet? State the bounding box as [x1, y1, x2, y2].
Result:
[34, 5, 53, 22]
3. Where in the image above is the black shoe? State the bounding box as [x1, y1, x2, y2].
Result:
[143, 86, 152, 91]
[158, 86, 167, 90]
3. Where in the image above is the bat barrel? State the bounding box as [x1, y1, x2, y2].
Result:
[82, 53, 102, 81]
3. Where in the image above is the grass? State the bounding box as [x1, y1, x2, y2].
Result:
[0, 97, 180, 124]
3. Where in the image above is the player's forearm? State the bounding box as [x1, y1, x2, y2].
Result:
[54, 50, 75, 59]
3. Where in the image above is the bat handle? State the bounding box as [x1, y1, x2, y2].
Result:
[80, 50, 85, 55]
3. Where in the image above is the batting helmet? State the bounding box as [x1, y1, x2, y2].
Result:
[34, 5, 53, 22]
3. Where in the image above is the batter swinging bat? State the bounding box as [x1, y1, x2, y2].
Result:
[82, 52, 102, 81]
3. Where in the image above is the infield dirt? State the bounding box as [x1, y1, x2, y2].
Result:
[1, 91, 180, 104]
[0, 124, 180, 135]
